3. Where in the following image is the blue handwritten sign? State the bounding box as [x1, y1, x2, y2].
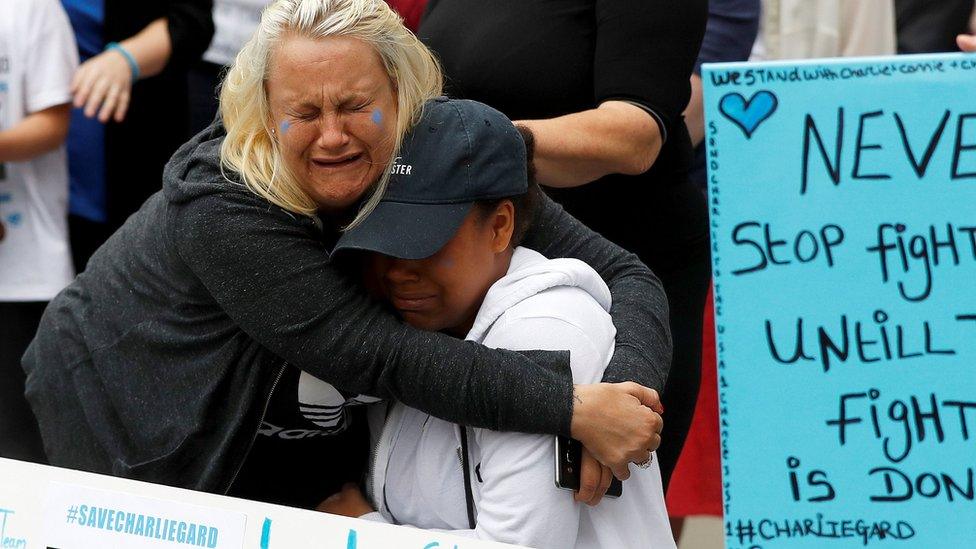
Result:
[703, 53, 976, 548]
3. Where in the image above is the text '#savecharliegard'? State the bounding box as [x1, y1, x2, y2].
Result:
[64, 503, 220, 547]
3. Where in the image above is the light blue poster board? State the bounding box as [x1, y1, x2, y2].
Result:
[702, 53, 976, 548]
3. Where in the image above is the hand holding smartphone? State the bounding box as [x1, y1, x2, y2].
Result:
[554, 436, 623, 498]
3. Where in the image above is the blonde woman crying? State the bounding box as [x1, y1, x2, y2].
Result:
[23, 0, 669, 510]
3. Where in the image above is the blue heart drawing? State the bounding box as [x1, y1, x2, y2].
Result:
[719, 90, 778, 138]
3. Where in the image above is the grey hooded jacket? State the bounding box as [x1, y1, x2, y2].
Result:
[22, 122, 671, 494]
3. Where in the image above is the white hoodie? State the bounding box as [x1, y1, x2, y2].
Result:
[364, 247, 674, 549]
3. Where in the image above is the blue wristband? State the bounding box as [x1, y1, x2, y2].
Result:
[105, 42, 140, 81]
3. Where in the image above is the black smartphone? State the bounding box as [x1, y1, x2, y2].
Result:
[554, 436, 622, 498]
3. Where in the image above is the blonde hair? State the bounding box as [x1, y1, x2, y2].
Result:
[219, 0, 442, 228]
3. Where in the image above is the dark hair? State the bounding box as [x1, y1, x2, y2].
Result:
[474, 125, 542, 247]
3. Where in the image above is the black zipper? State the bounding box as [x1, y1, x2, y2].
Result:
[224, 363, 287, 494]
[459, 426, 476, 529]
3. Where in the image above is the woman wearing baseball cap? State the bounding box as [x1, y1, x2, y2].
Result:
[321, 98, 674, 548]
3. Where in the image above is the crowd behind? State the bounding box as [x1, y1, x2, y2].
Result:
[1, 0, 974, 547]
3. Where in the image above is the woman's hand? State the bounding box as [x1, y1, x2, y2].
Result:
[72, 50, 133, 123]
[575, 447, 616, 506]
[570, 382, 664, 480]
[69, 17, 173, 124]
[316, 483, 375, 518]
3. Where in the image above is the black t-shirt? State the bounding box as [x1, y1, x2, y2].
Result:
[227, 366, 372, 509]
[419, 0, 709, 270]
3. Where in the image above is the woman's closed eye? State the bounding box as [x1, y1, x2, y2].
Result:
[339, 95, 372, 113]
[288, 108, 320, 122]
[349, 101, 371, 113]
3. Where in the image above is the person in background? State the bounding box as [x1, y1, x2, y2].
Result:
[323, 98, 673, 549]
[61, 0, 213, 271]
[418, 0, 710, 493]
[670, 0, 760, 541]
[685, 0, 761, 190]
[896, 0, 974, 54]
[188, 0, 271, 135]
[684, 0, 762, 192]
[0, 0, 78, 463]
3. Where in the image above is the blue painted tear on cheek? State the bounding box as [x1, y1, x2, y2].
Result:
[279, 120, 291, 134]
[371, 109, 383, 126]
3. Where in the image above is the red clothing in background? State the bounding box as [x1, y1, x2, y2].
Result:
[386, 0, 427, 31]
[666, 286, 722, 516]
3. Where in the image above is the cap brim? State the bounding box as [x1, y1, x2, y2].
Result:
[333, 201, 474, 260]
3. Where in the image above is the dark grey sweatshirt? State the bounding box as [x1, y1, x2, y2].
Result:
[22, 122, 671, 493]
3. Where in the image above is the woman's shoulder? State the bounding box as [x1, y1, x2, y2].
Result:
[485, 287, 613, 385]
[478, 249, 616, 381]
[499, 285, 614, 346]
[485, 247, 612, 331]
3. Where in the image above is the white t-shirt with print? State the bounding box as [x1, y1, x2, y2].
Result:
[0, 0, 78, 301]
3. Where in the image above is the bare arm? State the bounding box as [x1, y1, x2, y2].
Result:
[516, 101, 661, 188]
[0, 104, 71, 163]
[120, 17, 173, 79]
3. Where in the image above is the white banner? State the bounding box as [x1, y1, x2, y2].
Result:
[0, 458, 521, 549]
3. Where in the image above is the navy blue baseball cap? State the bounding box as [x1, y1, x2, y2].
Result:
[333, 97, 527, 260]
